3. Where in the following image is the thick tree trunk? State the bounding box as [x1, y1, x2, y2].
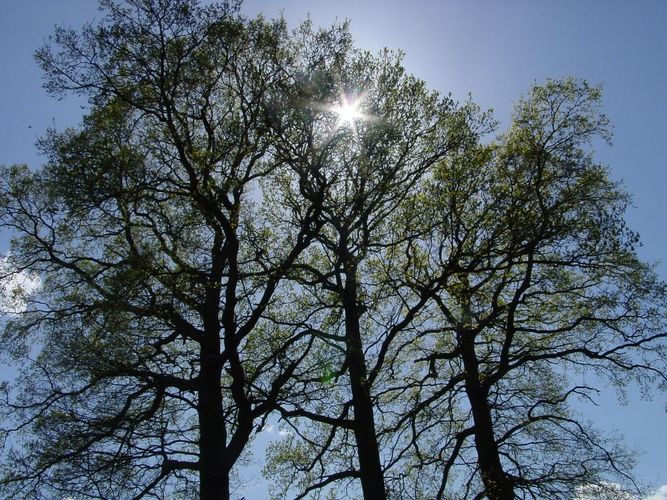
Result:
[342, 264, 387, 500]
[196, 232, 233, 500]
[198, 332, 228, 500]
[460, 331, 515, 500]
[197, 349, 229, 500]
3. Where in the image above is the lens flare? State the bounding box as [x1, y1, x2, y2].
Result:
[331, 96, 364, 127]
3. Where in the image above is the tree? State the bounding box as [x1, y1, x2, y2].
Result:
[262, 46, 471, 499]
[0, 1, 330, 498]
[392, 79, 667, 499]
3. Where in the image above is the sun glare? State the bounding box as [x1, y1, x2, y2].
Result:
[330, 95, 365, 129]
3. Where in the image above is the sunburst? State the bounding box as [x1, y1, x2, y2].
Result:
[329, 94, 368, 134]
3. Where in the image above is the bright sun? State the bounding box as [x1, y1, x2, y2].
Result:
[331, 95, 365, 128]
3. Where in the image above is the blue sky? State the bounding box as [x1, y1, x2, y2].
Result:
[1, 0, 666, 495]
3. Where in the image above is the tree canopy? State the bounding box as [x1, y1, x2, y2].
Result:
[1, 1, 665, 499]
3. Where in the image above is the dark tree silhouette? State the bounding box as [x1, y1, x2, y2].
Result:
[263, 46, 473, 499]
[0, 1, 329, 498]
[392, 79, 667, 499]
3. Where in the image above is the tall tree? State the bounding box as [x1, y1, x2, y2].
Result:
[0, 1, 337, 498]
[397, 79, 667, 499]
[262, 42, 470, 499]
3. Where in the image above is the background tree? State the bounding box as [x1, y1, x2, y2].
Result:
[396, 79, 667, 499]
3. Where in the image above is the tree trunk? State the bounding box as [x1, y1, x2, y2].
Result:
[460, 331, 514, 500]
[198, 336, 228, 500]
[342, 264, 387, 500]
